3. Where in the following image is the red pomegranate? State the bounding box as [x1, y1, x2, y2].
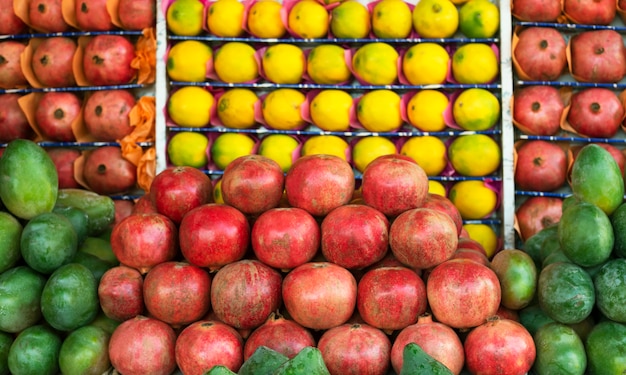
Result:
[35, 92, 81, 142]
[118, 0, 156, 30]
[82, 35, 137, 86]
[82, 146, 137, 195]
[563, 0, 616, 25]
[83, 90, 136, 141]
[595, 143, 626, 176]
[28, 0, 70, 32]
[456, 237, 488, 257]
[0, 0, 27, 35]
[515, 196, 562, 241]
[511, 0, 561, 21]
[513, 85, 565, 136]
[0, 41, 27, 89]
[47, 148, 81, 189]
[420, 193, 463, 235]
[75, 0, 115, 31]
[133, 194, 157, 214]
[97, 265, 144, 321]
[31, 37, 77, 88]
[514, 140, 567, 192]
[450, 248, 490, 266]
[513, 27, 567, 81]
[113, 199, 134, 225]
[243, 312, 316, 360]
[567, 88, 625, 138]
[0, 94, 34, 142]
[569, 30, 626, 83]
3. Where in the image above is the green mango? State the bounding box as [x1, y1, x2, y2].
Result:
[593, 259, 626, 323]
[585, 321, 626, 374]
[0, 211, 22, 273]
[533, 322, 586, 375]
[0, 266, 47, 333]
[55, 189, 115, 236]
[0, 331, 13, 375]
[610, 202, 626, 258]
[205, 365, 236, 375]
[239, 346, 288, 375]
[78, 237, 118, 265]
[58, 325, 111, 375]
[399, 343, 453, 375]
[8, 325, 62, 375]
[53, 206, 89, 245]
[272, 347, 330, 375]
[20, 212, 78, 274]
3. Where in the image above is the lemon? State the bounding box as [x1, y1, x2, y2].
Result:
[258, 134, 300, 173]
[330, 0, 371, 39]
[352, 136, 397, 173]
[463, 223, 498, 258]
[166, 0, 204, 36]
[207, 0, 245, 37]
[453, 88, 500, 131]
[301, 135, 349, 161]
[400, 136, 447, 176]
[168, 86, 214, 128]
[262, 89, 307, 130]
[448, 134, 501, 176]
[213, 42, 259, 83]
[449, 180, 497, 220]
[452, 43, 499, 84]
[307, 44, 352, 85]
[412, 0, 459, 38]
[210, 132, 256, 170]
[288, 0, 329, 39]
[406, 90, 449, 132]
[217, 88, 258, 129]
[459, 0, 500, 38]
[167, 40, 212, 82]
[262, 44, 305, 84]
[213, 178, 224, 204]
[429, 180, 446, 196]
[352, 42, 399, 85]
[371, 0, 413, 39]
[309, 90, 353, 131]
[247, 0, 286, 39]
[402, 43, 450, 85]
[167, 132, 209, 168]
[357, 90, 402, 132]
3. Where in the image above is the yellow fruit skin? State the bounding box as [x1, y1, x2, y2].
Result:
[352, 43, 399, 85]
[262, 44, 305, 84]
[459, 0, 500, 38]
[167, 132, 209, 168]
[448, 134, 501, 176]
[357, 90, 402, 132]
[406, 90, 449, 132]
[307, 45, 352, 85]
[210, 133, 256, 170]
[309, 90, 353, 132]
[207, 0, 245, 37]
[330, 1, 371, 39]
[449, 180, 497, 220]
[452, 43, 499, 84]
[213, 42, 259, 83]
[166, 0, 204, 36]
[168, 87, 214, 127]
[288, 0, 329, 39]
[217, 89, 258, 129]
[301, 135, 349, 161]
[247, 0, 286, 39]
[262, 89, 307, 131]
[167, 41, 212, 82]
[412, 0, 459, 38]
[402, 43, 450, 85]
[371, 0, 413, 39]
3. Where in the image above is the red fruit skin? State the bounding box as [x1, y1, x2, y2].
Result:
[282, 262, 357, 330]
[113, 199, 134, 226]
[596, 143, 626, 176]
[0, 41, 27, 89]
[149, 166, 213, 224]
[175, 320, 244, 375]
[132, 194, 158, 214]
[46, 148, 81, 189]
[0, 0, 27, 34]
[179, 204, 250, 271]
[389, 208, 458, 270]
[0, 94, 33, 142]
[36, 92, 81, 142]
[75, 0, 115, 31]
[82, 146, 137, 195]
[570, 30, 626, 83]
[421, 193, 463, 235]
[357, 266, 427, 331]
[31, 37, 77, 88]
[514, 140, 567, 192]
[514, 27, 567, 81]
[515, 196, 562, 241]
[563, 0, 616, 25]
[456, 237, 488, 257]
[211, 260, 282, 331]
[28, 0, 70, 32]
[118, 0, 155, 30]
[243, 312, 316, 360]
[83, 90, 136, 142]
[251, 207, 320, 271]
[450, 248, 491, 266]
[464, 318, 536, 375]
[318, 323, 392, 375]
[496, 305, 521, 322]
[285, 154, 355, 217]
[82, 35, 137, 86]
[567, 88, 625, 138]
[98, 265, 144, 321]
[321, 204, 389, 270]
[512, 0, 561, 21]
[513, 85, 564, 136]
[110, 213, 178, 274]
[109, 315, 177, 375]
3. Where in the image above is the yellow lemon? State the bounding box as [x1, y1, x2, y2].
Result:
[463, 223, 498, 258]
[213, 42, 259, 83]
[400, 136, 447, 176]
[356, 90, 402, 132]
[167, 40, 212, 82]
[352, 136, 397, 173]
[449, 180, 497, 220]
[448, 134, 501, 176]
[452, 43, 499, 84]
[210, 132, 256, 170]
[301, 135, 349, 161]
[258, 134, 300, 173]
[452, 88, 500, 131]
[371, 0, 413, 39]
[247, 0, 286, 39]
[213, 178, 224, 204]
[307, 44, 352, 85]
[406, 90, 449, 132]
[309, 90, 353, 131]
[288, 0, 329, 39]
[450, 0, 470, 4]
[412, 0, 459, 38]
[217, 88, 258, 129]
[168, 86, 214, 127]
[459, 0, 500, 38]
[330, 0, 371, 39]
[402, 43, 450, 85]
[166, 0, 204, 36]
[262, 89, 307, 130]
[167, 132, 209, 168]
[352, 42, 399, 85]
[262, 44, 305, 84]
[429, 180, 446, 196]
[207, 0, 245, 37]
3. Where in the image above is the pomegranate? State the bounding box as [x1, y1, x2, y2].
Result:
[0, 94, 34, 142]
[357, 266, 427, 332]
[450, 248, 490, 266]
[570, 30, 626, 83]
[110, 213, 178, 274]
[513, 27, 567, 81]
[464, 317, 536, 375]
[118, 0, 156, 30]
[512, 85, 565, 136]
[149, 166, 213, 224]
[251, 207, 320, 271]
[595, 143, 626, 176]
[113, 199, 134, 225]
[175, 320, 244, 375]
[285, 154, 355, 217]
[515, 196, 562, 241]
[47, 148, 81, 189]
[82, 146, 137, 195]
[35, 92, 81, 142]
[83, 90, 136, 141]
[563, 0, 616, 25]
[427, 258, 501, 329]
[28, 0, 70, 32]
[83, 35, 137, 86]
[109, 315, 177, 375]
[31, 37, 77, 88]
[318, 323, 392, 375]
[567, 88, 625, 138]
[0, 0, 26, 35]
[75, 0, 115, 31]
[133, 194, 157, 214]
[457, 237, 488, 257]
[179, 204, 249, 271]
[511, 0, 561, 21]
[0, 41, 27, 89]
[282, 262, 357, 330]
[97, 265, 144, 321]
[243, 312, 316, 360]
[420, 193, 463, 235]
[514, 140, 567, 192]
[496, 305, 521, 322]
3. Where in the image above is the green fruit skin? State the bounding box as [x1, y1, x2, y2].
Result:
[55, 189, 115, 236]
[89, 311, 121, 335]
[59, 325, 111, 375]
[0, 139, 58, 220]
[41, 263, 99, 332]
[0, 332, 13, 375]
[8, 325, 62, 375]
[538, 229, 561, 265]
[570, 143, 624, 216]
[399, 343, 454, 375]
[273, 347, 330, 375]
[78, 237, 118, 265]
[610, 202, 626, 258]
[239, 346, 288, 375]
[594, 259, 626, 323]
[0, 266, 47, 333]
[71, 250, 115, 283]
[519, 304, 555, 336]
[537, 262, 595, 325]
[523, 225, 558, 267]
[20, 212, 78, 275]
[206, 365, 237, 375]
[53, 206, 89, 245]
[0, 211, 22, 273]
[533, 322, 587, 375]
[558, 201, 613, 268]
[490, 249, 537, 310]
[542, 249, 571, 268]
[585, 321, 626, 375]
